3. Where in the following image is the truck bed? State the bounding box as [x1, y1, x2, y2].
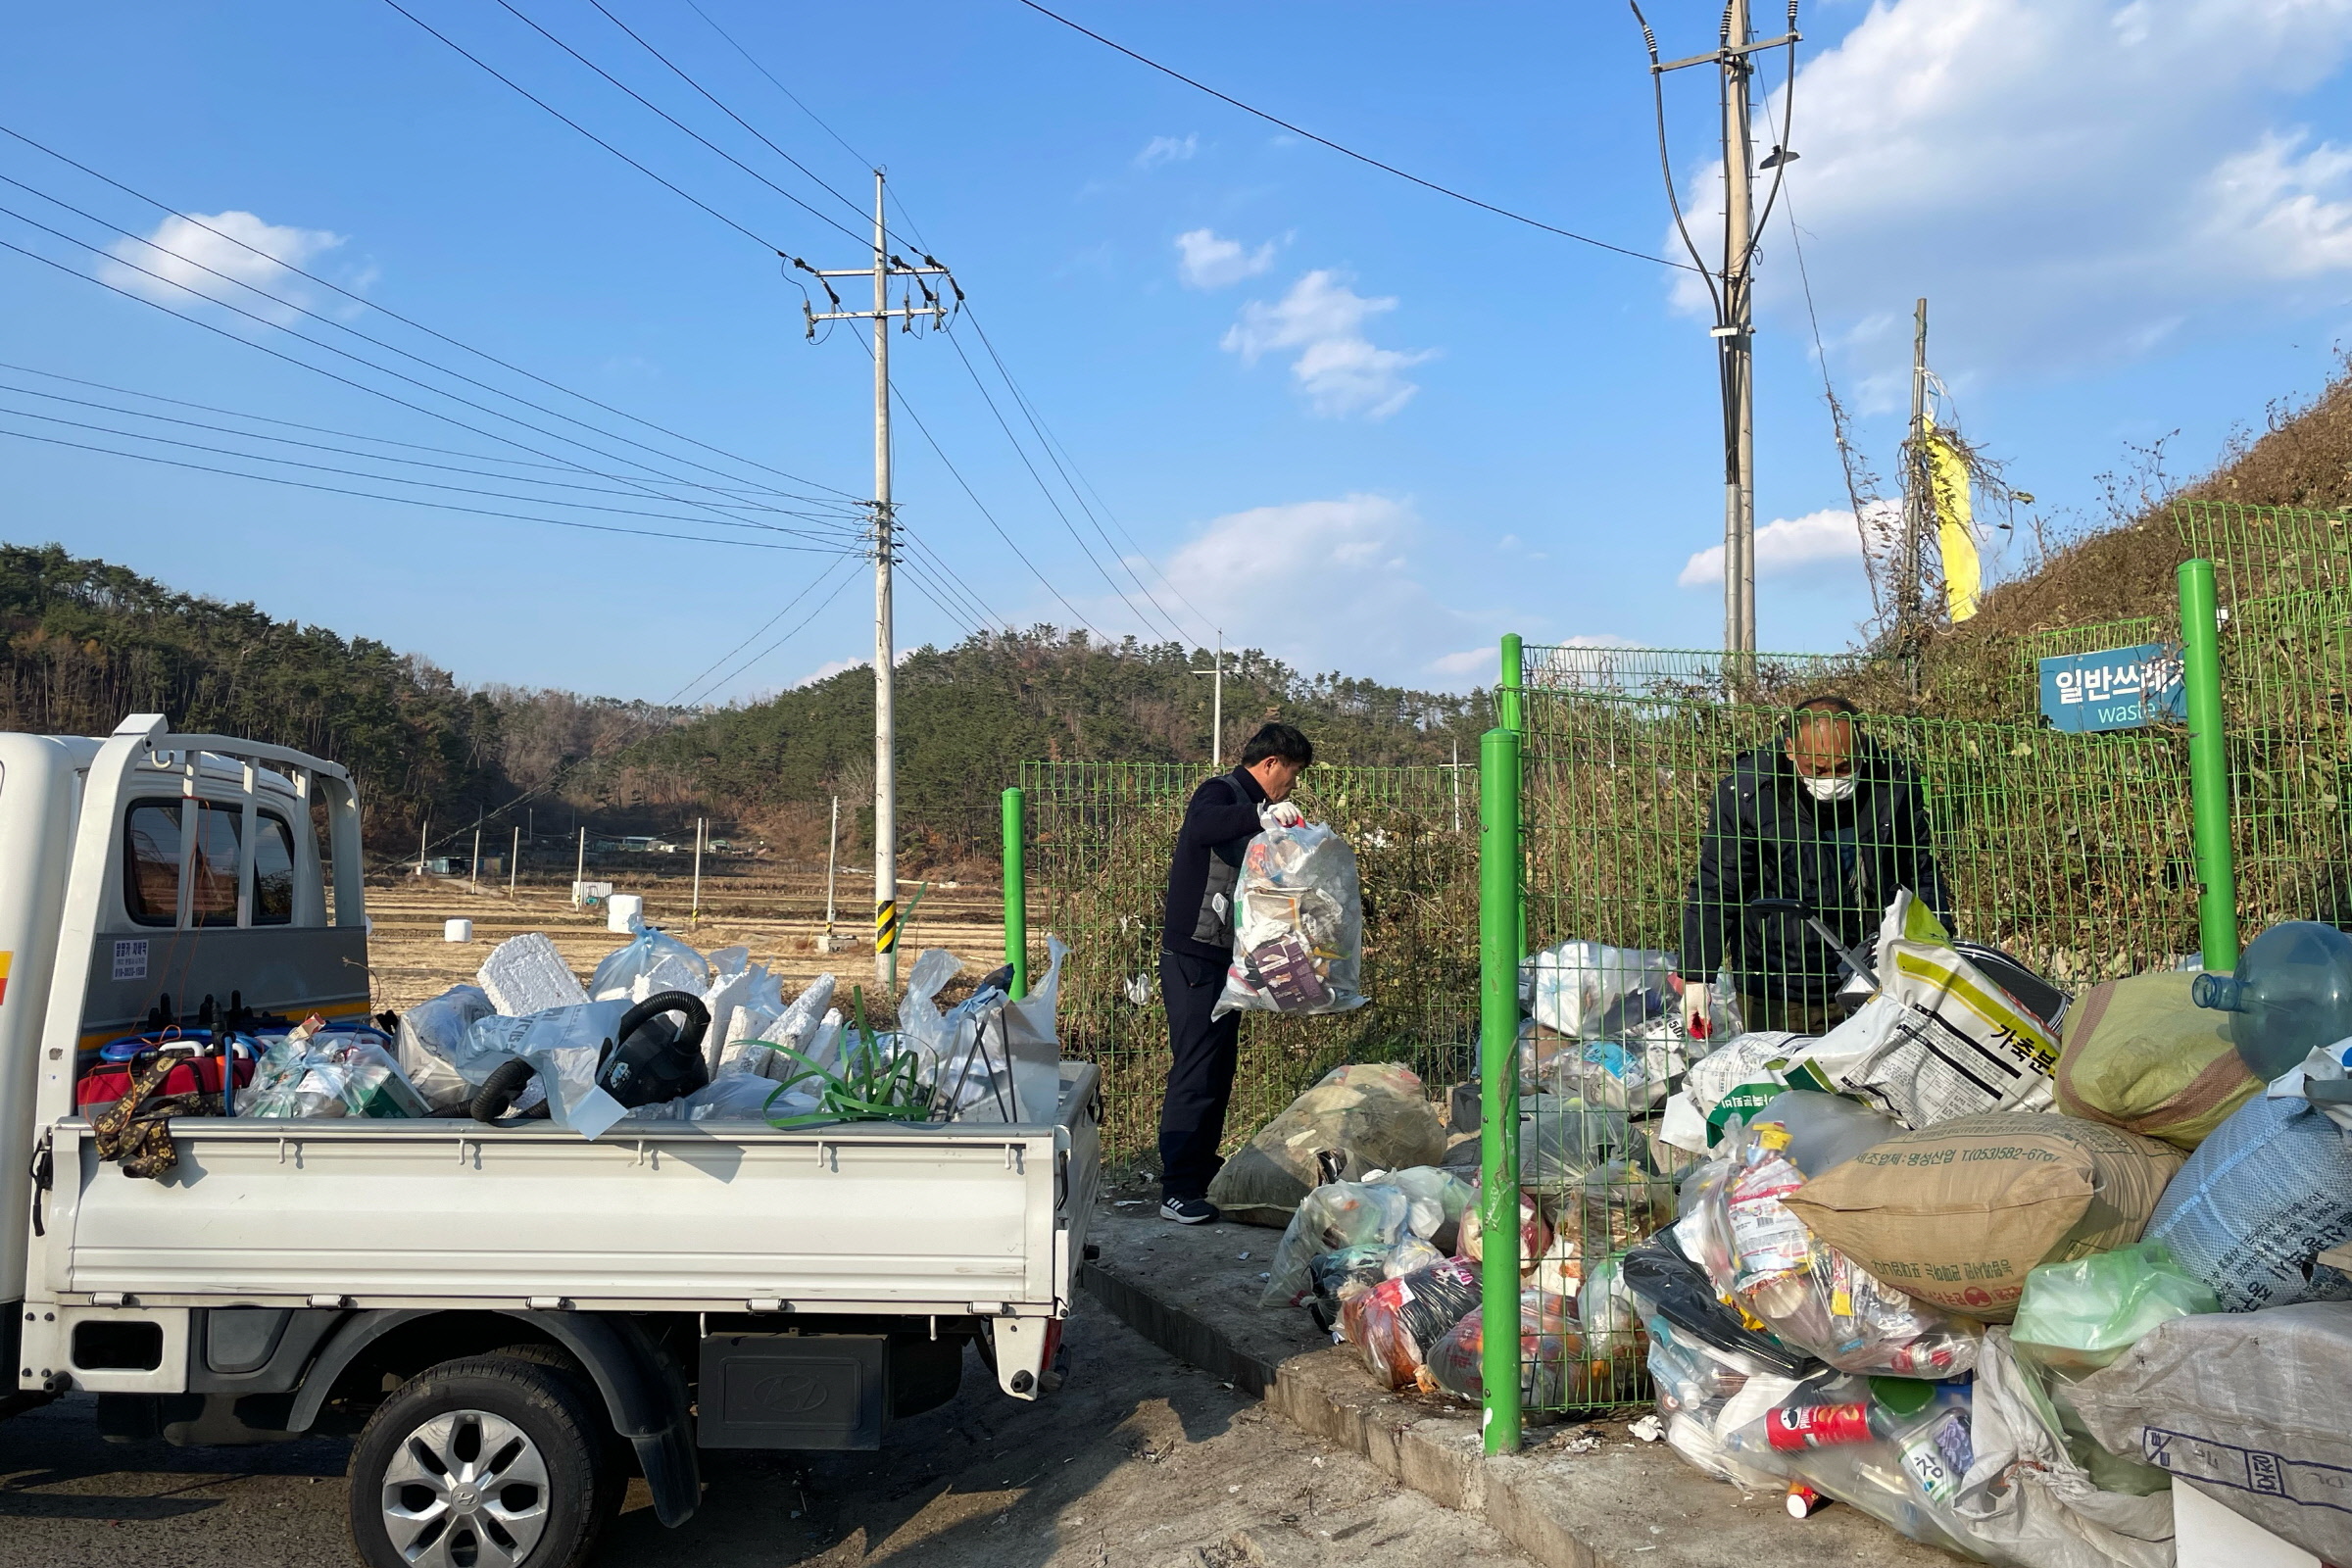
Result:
[50, 1063, 1101, 1317]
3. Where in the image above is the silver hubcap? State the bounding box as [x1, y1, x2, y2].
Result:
[381, 1407, 553, 1568]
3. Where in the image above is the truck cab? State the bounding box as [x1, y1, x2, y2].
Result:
[1, 716, 1099, 1568]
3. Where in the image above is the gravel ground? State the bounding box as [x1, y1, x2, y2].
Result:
[0, 1298, 1533, 1568]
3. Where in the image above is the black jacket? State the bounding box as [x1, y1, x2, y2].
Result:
[1680, 741, 1949, 1001]
[1161, 766, 1268, 961]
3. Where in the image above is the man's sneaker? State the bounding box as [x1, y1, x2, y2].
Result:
[1159, 1196, 1219, 1225]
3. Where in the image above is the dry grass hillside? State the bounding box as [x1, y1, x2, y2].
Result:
[1961, 368, 2352, 640]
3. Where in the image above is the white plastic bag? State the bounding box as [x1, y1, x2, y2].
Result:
[1953, 1329, 2177, 1568]
[455, 1000, 632, 1140]
[1213, 822, 1366, 1018]
[396, 984, 493, 1114]
[902, 943, 1065, 1122]
[1521, 941, 1675, 1038]
[590, 925, 710, 1002]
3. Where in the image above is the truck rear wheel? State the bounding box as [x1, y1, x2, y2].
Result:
[346, 1352, 617, 1568]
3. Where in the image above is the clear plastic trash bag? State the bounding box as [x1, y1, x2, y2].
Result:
[247, 1027, 428, 1120]
[590, 925, 710, 1002]
[396, 984, 493, 1114]
[1213, 822, 1367, 1018]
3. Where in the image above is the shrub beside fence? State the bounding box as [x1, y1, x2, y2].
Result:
[1020, 760, 1478, 1164]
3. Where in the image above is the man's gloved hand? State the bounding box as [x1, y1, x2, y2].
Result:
[1260, 801, 1306, 829]
[1680, 980, 1712, 1042]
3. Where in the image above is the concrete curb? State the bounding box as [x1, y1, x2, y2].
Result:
[1081, 1255, 1958, 1568]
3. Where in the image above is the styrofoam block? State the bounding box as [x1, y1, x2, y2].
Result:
[443, 918, 472, 943]
[476, 932, 589, 1016]
[2178, 1479, 2319, 1568]
[607, 894, 644, 933]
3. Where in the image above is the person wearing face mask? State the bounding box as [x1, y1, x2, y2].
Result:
[1154, 721, 1316, 1224]
[1678, 695, 1949, 1036]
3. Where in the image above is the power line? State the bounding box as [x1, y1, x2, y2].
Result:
[486, 0, 872, 247]
[682, 558, 865, 701]
[0, 397, 860, 542]
[1015, 0, 1697, 270]
[0, 172, 845, 525]
[956, 308, 1214, 642]
[935, 322, 1190, 643]
[0, 421, 860, 554]
[0, 122, 864, 503]
[0, 206, 841, 535]
[888, 380, 1109, 642]
[406, 0, 1111, 646]
[572, 0, 1219, 645]
[379, 0, 790, 255]
[667, 552, 862, 706]
[681, 0, 872, 170]
[579, 0, 872, 229]
[0, 374, 864, 531]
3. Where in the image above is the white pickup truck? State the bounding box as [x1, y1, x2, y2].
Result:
[0, 716, 1101, 1568]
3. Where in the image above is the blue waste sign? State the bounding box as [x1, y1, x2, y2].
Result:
[2037, 643, 2185, 733]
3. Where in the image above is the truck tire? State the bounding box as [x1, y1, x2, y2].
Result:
[346, 1352, 617, 1568]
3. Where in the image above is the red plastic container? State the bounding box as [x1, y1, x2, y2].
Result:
[1765, 1400, 1874, 1451]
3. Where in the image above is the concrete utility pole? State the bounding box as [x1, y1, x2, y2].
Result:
[1190, 634, 1228, 768]
[1641, 0, 1799, 660]
[802, 171, 954, 991]
[821, 795, 841, 955]
[1900, 297, 1931, 686]
[1720, 0, 1758, 658]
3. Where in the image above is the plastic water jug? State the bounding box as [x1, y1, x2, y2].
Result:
[2192, 920, 2352, 1081]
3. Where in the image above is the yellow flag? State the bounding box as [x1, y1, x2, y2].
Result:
[1924, 419, 1982, 622]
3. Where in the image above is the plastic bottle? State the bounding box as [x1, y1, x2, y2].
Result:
[2191, 920, 2352, 1081]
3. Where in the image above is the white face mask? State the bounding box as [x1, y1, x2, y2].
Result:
[1800, 772, 1857, 805]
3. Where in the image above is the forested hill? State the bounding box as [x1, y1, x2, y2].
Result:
[605, 630, 1495, 866]
[0, 543, 1490, 867]
[0, 543, 513, 838]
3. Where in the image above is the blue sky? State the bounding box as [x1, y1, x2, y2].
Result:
[5, 0, 2351, 702]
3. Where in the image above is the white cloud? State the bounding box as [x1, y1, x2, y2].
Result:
[99, 211, 346, 324]
[794, 658, 863, 687]
[1678, 508, 1869, 588]
[1430, 645, 1497, 676]
[1150, 494, 1486, 679]
[1678, 0, 2352, 376]
[1221, 270, 1434, 418]
[1175, 227, 1276, 288]
[1135, 133, 1198, 170]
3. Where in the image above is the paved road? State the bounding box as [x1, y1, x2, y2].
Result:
[0, 1298, 1534, 1568]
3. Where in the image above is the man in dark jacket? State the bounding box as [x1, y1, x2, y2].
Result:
[1680, 696, 1948, 1035]
[1155, 721, 1314, 1224]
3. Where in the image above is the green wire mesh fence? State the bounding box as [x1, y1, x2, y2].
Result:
[2174, 501, 2352, 936]
[1506, 644, 2204, 1412]
[1020, 760, 1479, 1164]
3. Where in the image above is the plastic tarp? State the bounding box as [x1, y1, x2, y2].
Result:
[2066, 1301, 2352, 1566]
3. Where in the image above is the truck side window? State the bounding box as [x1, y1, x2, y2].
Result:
[254, 812, 296, 925]
[190, 801, 242, 928]
[122, 801, 182, 927]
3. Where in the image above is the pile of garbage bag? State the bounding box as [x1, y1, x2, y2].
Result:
[1241, 896, 2352, 1567]
[213, 914, 1072, 1141]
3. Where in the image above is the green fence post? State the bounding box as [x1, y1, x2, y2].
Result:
[2178, 561, 2239, 972]
[1499, 633, 1526, 959]
[1002, 786, 1029, 999]
[1478, 725, 1523, 1454]
[1498, 633, 1524, 735]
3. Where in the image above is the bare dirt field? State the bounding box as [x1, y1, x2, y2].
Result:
[363, 856, 1014, 1015]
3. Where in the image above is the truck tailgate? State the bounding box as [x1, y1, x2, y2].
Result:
[54, 1063, 1100, 1314]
